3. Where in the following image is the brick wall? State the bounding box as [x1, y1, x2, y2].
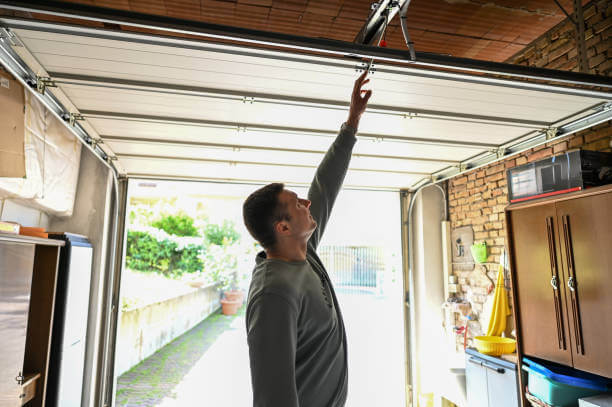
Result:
[506, 0, 611, 75]
[448, 0, 611, 348]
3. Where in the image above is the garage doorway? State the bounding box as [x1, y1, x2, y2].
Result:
[113, 180, 406, 406]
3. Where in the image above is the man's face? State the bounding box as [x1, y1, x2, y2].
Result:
[277, 189, 317, 239]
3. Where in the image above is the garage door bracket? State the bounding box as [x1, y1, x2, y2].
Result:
[545, 127, 558, 140]
[35, 76, 57, 95]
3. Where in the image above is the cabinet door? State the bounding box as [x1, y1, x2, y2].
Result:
[466, 356, 489, 407]
[486, 362, 519, 407]
[556, 192, 612, 378]
[0, 242, 35, 407]
[509, 204, 572, 366]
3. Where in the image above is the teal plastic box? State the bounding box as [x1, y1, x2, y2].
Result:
[523, 358, 611, 407]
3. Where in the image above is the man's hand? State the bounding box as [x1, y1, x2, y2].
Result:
[346, 70, 372, 130]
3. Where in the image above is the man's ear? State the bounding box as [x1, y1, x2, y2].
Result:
[274, 220, 290, 236]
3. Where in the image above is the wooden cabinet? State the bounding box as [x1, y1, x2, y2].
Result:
[507, 185, 612, 379]
[0, 235, 63, 407]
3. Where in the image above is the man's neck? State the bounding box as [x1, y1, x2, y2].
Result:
[266, 240, 308, 262]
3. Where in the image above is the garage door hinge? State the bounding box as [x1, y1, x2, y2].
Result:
[0, 28, 23, 47]
[458, 163, 468, 172]
[545, 127, 558, 140]
[68, 113, 85, 126]
[496, 147, 506, 159]
[36, 76, 57, 94]
[242, 96, 255, 104]
[602, 102, 612, 112]
[355, 62, 376, 74]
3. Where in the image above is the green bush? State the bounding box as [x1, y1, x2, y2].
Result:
[152, 213, 199, 237]
[125, 231, 203, 278]
[204, 220, 240, 245]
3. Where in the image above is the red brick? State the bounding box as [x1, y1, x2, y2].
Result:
[467, 181, 475, 189]
[476, 170, 485, 179]
[504, 159, 516, 169]
[475, 178, 485, 187]
[586, 138, 612, 151]
[475, 231, 489, 240]
[516, 156, 528, 165]
[553, 141, 568, 154]
[585, 127, 611, 143]
[453, 176, 468, 186]
[528, 148, 553, 162]
[485, 163, 505, 176]
[485, 173, 504, 183]
[568, 135, 585, 148]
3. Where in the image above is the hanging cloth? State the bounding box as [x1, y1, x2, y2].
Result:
[485, 263, 511, 337]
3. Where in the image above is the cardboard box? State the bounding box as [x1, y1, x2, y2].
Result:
[0, 69, 26, 178]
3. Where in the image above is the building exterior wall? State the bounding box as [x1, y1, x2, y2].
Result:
[115, 284, 221, 376]
[447, 0, 611, 347]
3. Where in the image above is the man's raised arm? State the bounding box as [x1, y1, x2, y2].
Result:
[307, 71, 372, 250]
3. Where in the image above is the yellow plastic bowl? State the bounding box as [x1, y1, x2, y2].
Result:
[474, 336, 516, 356]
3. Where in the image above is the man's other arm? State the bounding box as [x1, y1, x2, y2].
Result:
[247, 293, 299, 407]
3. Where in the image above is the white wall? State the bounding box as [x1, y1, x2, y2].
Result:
[49, 148, 114, 407]
[0, 198, 51, 229]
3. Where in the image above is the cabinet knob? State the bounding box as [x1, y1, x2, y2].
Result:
[15, 372, 24, 385]
[568, 276, 576, 292]
[550, 276, 558, 290]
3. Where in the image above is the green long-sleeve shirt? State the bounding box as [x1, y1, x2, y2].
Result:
[246, 123, 357, 407]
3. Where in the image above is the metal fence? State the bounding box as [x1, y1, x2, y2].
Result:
[318, 246, 385, 295]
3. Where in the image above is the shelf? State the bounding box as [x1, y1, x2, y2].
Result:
[0, 233, 64, 247]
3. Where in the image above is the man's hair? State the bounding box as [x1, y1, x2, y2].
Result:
[242, 183, 290, 250]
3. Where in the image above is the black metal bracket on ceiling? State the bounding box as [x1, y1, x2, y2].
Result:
[353, 0, 416, 61]
[0, 0, 611, 89]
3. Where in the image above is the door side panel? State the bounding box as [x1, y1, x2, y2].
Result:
[555, 192, 612, 378]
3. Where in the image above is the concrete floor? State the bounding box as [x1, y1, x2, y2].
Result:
[116, 291, 406, 406]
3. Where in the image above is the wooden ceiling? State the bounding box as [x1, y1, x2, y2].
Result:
[33, 0, 587, 63]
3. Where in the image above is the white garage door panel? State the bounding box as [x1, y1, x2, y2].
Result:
[15, 29, 602, 122]
[86, 118, 483, 162]
[62, 84, 533, 144]
[5, 21, 609, 190]
[119, 157, 421, 189]
[107, 140, 444, 174]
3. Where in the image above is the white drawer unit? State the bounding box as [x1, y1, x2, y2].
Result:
[465, 348, 520, 407]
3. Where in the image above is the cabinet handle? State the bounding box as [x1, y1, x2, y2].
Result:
[562, 215, 584, 355]
[550, 275, 558, 290]
[468, 358, 505, 374]
[546, 217, 565, 350]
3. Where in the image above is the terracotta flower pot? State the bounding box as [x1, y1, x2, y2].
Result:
[220, 298, 241, 315]
[223, 290, 244, 304]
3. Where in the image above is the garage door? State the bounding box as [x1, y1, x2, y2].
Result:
[1, 16, 610, 191]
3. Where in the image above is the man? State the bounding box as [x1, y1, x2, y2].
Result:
[242, 71, 372, 407]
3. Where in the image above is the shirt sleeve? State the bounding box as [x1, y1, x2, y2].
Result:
[307, 122, 358, 251]
[246, 293, 299, 407]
